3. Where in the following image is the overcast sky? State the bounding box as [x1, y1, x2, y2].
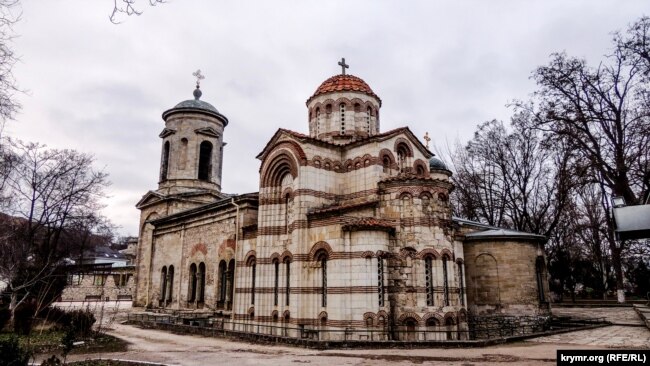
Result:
[5, 0, 647, 236]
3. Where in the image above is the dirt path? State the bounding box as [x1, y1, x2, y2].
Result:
[57, 322, 643, 366]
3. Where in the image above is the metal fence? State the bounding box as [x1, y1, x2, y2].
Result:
[126, 313, 607, 343]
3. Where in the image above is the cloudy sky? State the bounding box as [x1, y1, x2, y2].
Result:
[5, 0, 647, 236]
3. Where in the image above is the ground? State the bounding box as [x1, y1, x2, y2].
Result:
[50, 306, 648, 366]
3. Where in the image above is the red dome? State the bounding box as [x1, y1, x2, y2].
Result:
[307, 74, 381, 105]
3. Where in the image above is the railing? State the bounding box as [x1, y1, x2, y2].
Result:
[127, 313, 606, 343]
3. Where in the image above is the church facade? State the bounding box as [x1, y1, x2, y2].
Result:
[133, 65, 550, 340]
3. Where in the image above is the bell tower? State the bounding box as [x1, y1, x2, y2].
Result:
[157, 70, 229, 195]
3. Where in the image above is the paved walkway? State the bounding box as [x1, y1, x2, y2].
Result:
[552, 306, 645, 326]
[50, 306, 649, 366]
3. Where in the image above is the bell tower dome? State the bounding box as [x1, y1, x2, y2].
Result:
[157, 72, 229, 194]
[306, 58, 381, 143]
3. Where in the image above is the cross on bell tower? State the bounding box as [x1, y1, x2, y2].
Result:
[338, 58, 349, 75]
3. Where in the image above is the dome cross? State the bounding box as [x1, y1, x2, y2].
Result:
[423, 132, 431, 148]
[338, 58, 349, 75]
[193, 69, 205, 87]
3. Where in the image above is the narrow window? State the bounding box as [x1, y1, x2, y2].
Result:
[535, 257, 546, 302]
[218, 260, 227, 306]
[340, 103, 346, 134]
[198, 141, 213, 181]
[167, 265, 174, 303]
[227, 259, 235, 310]
[160, 266, 167, 302]
[250, 259, 256, 305]
[366, 107, 372, 134]
[442, 256, 450, 306]
[378, 257, 385, 307]
[382, 156, 391, 174]
[459, 263, 465, 306]
[198, 262, 206, 303]
[189, 263, 197, 302]
[425, 256, 434, 306]
[274, 260, 279, 306]
[316, 250, 328, 307]
[161, 141, 170, 181]
[285, 258, 291, 306]
[316, 108, 321, 135]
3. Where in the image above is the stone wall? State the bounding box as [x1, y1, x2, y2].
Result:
[463, 239, 550, 316]
[61, 268, 135, 301]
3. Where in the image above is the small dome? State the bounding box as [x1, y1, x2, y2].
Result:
[307, 74, 381, 106]
[429, 157, 447, 171]
[173, 99, 219, 114]
[162, 86, 228, 125]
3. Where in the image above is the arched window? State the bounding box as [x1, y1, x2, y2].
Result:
[218, 260, 227, 307]
[421, 193, 431, 214]
[535, 257, 546, 302]
[273, 259, 280, 306]
[198, 262, 206, 303]
[397, 143, 409, 171]
[416, 165, 425, 176]
[166, 265, 174, 303]
[445, 317, 455, 340]
[425, 256, 434, 306]
[382, 156, 391, 174]
[160, 141, 170, 181]
[426, 318, 439, 327]
[378, 257, 385, 307]
[315, 250, 328, 307]
[316, 108, 321, 135]
[442, 255, 450, 306]
[227, 259, 235, 310]
[248, 257, 257, 305]
[198, 141, 213, 181]
[339, 103, 346, 134]
[188, 263, 197, 302]
[284, 257, 291, 306]
[366, 107, 372, 134]
[160, 266, 167, 303]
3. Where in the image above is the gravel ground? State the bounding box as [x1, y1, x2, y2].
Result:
[48, 306, 648, 366]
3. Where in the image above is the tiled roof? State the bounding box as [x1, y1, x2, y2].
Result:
[342, 217, 395, 232]
[308, 200, 379, 215]
[307, 74, 381, 105]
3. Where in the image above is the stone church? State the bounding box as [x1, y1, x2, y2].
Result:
[133, 63, 550, 340]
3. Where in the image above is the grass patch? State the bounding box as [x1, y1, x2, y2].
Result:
[69, 333, 129, 354]
[0, 329, 66, 353]
[0, 330, 129, 355]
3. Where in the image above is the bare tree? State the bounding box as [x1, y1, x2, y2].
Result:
[0, 140, 110, 327]
[445, 113, 575, 238]
[110, 0, 165, 24]
[520, 18, 650, 302]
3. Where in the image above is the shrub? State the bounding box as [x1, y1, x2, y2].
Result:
[67, 309, 96, 337]
[0, 336, 31, 366]
[44, 308, 96, 336]
[13, 302, 36, 335]
[0, 307, 10, 331]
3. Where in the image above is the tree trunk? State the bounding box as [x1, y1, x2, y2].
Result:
[8, 291, 17, 331]
[611, 245, 626, 303]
